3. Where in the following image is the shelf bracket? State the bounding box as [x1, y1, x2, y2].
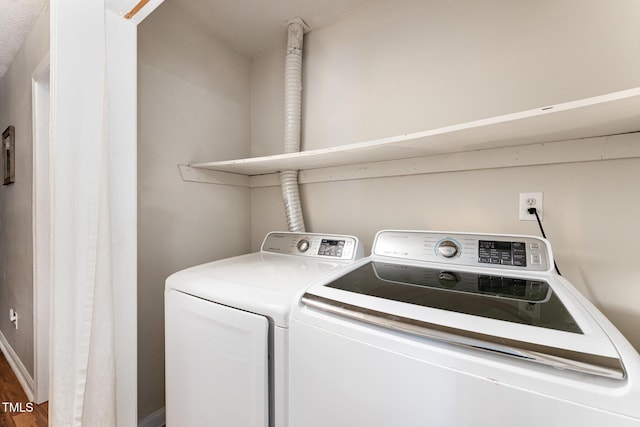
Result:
[178, 165, 250, 187]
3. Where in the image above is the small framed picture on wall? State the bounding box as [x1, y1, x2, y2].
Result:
[2, 126, 15, 185]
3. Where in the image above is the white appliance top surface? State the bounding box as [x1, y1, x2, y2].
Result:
[166, 251, 355, 327]
[297, 230, 634, 380]
[302, 260, 616, 355]
[166, 231, 363, 326]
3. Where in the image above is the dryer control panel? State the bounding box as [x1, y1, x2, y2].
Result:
[261, 232, 364, 261]
[373, 230, 552, 272]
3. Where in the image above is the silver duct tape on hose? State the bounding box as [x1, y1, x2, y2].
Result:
[281, 19, 306, 232]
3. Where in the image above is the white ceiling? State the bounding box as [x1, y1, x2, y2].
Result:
[0, 0, 46, 79]
[0, 0, 371, 78]
[166, 0, 373, 57]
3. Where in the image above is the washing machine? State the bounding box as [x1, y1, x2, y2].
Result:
[165, 231, 364, 427]
[290, 230, 640, 427]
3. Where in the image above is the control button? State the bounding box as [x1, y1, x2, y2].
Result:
[297, 239, 310, 253]
[531, 253, 541, 265]
[437, 240, 459, 258]
[530, 242, 540, 249]
[513, 253, 526, 267]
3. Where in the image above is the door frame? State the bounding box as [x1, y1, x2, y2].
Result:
[32, 53, 50, 405]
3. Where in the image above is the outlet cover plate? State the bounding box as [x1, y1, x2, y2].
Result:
[519, 192, 543, 221]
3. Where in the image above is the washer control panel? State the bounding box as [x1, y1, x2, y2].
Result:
[262, 232, 364, 261]
[373, 230, 552, 272]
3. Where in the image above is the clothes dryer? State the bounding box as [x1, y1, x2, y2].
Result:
[165, 231, 363, 427]
[290, 230, 640, 426]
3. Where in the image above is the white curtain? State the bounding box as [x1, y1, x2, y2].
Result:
[49, 0, 117, 424]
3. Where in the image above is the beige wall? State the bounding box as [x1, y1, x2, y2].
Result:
[252, 0, 640, 155]
[0, 3, 49, 376]
[138, 2, 252, 419]
[250, 0, 640, 352]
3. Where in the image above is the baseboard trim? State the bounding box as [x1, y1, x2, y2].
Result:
[0, 330, 35, 401]
[139, 407, 166, 427]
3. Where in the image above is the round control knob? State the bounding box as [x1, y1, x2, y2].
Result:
[437, 240, 459, 258]
[297, 239, 310, 253]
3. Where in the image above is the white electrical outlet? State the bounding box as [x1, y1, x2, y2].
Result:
[9, 308, 18, 329]
[519, 192, 543, 221]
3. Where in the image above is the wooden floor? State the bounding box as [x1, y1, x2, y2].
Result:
[0, 351, 47, 427]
